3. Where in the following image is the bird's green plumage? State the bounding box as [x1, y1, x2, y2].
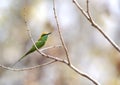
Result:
[12, 32, 51, 66]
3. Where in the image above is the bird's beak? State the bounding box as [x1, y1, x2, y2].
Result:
[47, 32, 52, 35]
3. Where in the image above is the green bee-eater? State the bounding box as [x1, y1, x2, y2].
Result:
[12, 32, 51, 66]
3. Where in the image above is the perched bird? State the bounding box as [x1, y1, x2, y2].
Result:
[12, 32, 51, 66]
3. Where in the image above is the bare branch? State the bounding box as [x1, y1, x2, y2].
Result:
[73, 0, 120, 52]
[73, 0, 89, 20]
[0, 60, 56, 71]
[40, 45, 62, 52]
[69, 64, 100, 85]
[53, 0, 71, 65]
[86, 0, 89, 13]
[86, 0, 91, 19]
[52, 0, 100, 85]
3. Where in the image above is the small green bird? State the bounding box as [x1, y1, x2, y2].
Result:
[12, 32, 51, 66]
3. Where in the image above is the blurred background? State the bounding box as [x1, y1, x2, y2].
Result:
[0, 0, 120, 85]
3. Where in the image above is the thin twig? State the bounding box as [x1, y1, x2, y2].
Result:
[86, 0, 91, 20]
[0, 60, 56, 71]
[53, 0, 71, 65]
[73, 0, 120, 52]
[73, 0, 89, 20]
[40, 45, 62, 52]
[86, 0, 89, 13]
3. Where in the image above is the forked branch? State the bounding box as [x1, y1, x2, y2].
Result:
[52, 0, 100, 85]
[53, 0, 71, 65]
[73, 0, 120, 52]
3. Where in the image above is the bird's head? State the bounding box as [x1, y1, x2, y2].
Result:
[38, 32, 52, 41]
[41, 32, 52, 37]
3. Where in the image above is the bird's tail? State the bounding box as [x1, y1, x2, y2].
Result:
[11, 55, 26, 67]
